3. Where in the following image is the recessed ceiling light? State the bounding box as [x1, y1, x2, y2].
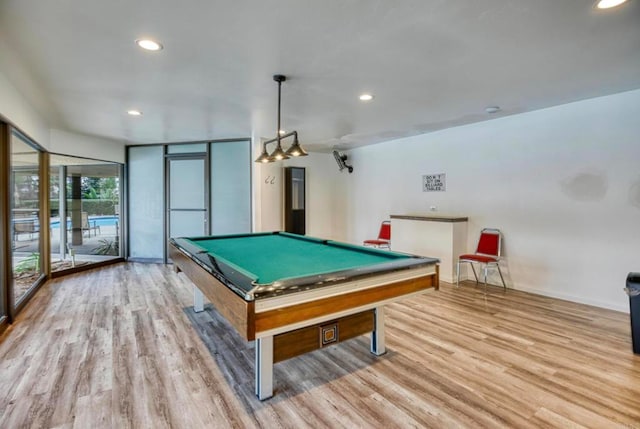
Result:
[595, 0, 629, 9]
[136, 39, 163, 51]
[485, 106, 501, 114]
[359, 94, 374, 101]
[127, 110, 143, 116]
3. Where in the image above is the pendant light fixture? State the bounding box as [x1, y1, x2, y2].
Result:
[255, 75, 308, 163]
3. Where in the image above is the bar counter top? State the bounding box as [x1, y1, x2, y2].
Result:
[390, 214, 468, 223]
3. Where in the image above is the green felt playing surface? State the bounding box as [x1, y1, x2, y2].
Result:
[189, 233, 409, 284]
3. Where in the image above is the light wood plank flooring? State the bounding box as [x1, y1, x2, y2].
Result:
[0, 262, 638, 428]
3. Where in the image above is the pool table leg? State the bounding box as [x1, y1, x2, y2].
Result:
[371, 306, 386, 356]
[255, 336, 274, 400]
[193, 287, 204, 312]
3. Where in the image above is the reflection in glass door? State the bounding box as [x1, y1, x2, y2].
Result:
[10, 131, 44, 305]
[167, 156, 207, 258]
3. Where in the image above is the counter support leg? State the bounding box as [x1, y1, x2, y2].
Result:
[371, 306, 386, 356]
[256, 336, 274, 400]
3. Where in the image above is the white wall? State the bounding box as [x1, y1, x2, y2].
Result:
[49, 129, 124, 163]
[0, 69, 50, 147]
[253, 147, 349, 240]
[285, 154, 350, 240]
[254, 149, 283, 232]
[0, 68, 125, 163]
[345, 89, 640, 312]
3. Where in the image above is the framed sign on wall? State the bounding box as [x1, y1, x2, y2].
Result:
[423, 173, 446, 192]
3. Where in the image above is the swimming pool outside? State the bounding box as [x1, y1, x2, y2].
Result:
[50, 215, 119, 229]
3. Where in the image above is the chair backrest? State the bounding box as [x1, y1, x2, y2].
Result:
[379, 221, 391, 241]
[475, 228, 502, 257]
[81, 212, 89, 228]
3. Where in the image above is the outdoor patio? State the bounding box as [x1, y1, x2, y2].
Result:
[12, 220, 120, 268]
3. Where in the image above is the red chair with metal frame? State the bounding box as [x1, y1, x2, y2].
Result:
[363, 221, 391, 249]
[456, 228, 507, 291]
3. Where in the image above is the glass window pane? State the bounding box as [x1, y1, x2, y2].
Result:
[11, 132, 42, 305]
[292, 168, 305, 210]
[210, 140, 251, 234]
[167, 143, 206, 154]
[169, 211, 206, 238]
[49, 154, 122, 271]
[129, 146, 164, 260]
[169, 159, 205, 210]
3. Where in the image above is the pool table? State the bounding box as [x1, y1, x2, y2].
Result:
[169, 231, 439, 400]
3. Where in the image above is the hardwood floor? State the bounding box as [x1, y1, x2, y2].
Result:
[0, 262, 638, 428]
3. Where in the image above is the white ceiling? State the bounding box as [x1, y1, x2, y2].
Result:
[1, 0, 639, 152]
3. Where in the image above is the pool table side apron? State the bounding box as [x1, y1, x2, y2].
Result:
[170, 244, 256, 339]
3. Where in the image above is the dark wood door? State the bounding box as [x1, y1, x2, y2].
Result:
[284, 167, 305, 235]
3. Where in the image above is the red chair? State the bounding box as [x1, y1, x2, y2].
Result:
[456, 228, 506, 291]
[363, 221, 391, 249]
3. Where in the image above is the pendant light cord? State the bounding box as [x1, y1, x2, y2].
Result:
[277, 78, 282, 148]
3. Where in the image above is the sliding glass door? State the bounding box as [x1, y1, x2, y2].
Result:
[49, 154, 123, 272]
[0, 125, 124, 321]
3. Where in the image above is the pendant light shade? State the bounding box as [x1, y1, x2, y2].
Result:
[285, 134, 308, 157]
[255, 147, 272, 163]
[269, 143, 290, 161]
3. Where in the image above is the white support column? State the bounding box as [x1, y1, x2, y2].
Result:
[371, 306, 386, 356]
[193, 286, 204, 312]
[255, 336, 274, 400]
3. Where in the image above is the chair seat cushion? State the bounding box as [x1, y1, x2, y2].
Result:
[364, 239, 390, 246]
[459, 254, 498, 263]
